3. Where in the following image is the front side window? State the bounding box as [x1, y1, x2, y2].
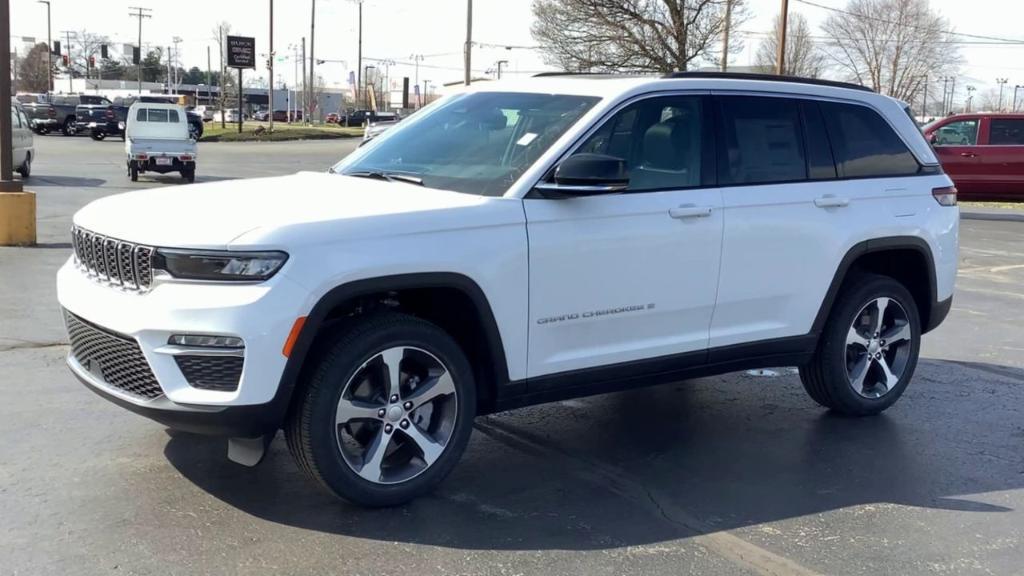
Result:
[11, 107, 22, 128]
[989, 119, 1024, 145]
[820, 102, 919, 178]
[572, 95, 703, 191]
[933, 119, 979, 146]
[718, 96, 807, 185]
[334, 92, 600, 196]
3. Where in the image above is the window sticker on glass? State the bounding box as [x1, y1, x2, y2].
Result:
[516, 133, 538, 146]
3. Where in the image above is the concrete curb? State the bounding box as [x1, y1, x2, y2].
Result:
[961, 211, 1024, 223]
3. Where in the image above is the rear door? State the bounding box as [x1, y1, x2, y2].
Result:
[980, 117, 1024, 191]
[930, 117, 982, 189]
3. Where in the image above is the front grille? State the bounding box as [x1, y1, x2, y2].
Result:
[71, 226, 154, 291]
[64, 311, 163, 400]
[174, 355, 244, 392]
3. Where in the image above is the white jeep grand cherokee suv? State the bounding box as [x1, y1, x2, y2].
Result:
[58, 73, 958, 506]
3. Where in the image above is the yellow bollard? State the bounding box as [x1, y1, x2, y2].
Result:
[0, 190, 37, 246]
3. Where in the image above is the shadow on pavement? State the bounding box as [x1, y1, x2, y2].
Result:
[28, 175, 106, 187]
[163, 358, 1022, 550]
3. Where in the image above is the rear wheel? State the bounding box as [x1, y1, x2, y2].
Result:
[62, 118, 76, 136]
[286, 313, 476, 507]
[800, 274, 921, 416]
[17, 153, 31, 178]
[182, 168, 195, 183]
[129, 160, 139, 182]
[90, 130, 106, 141]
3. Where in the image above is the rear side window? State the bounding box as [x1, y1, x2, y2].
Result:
[717, 96, 807, 185]
[989, 119, 1024, 145]
[819, 102, 919, 178]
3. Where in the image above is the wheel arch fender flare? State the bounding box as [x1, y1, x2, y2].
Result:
[811, 236, 939, 335]
[272, 272, 511, 420]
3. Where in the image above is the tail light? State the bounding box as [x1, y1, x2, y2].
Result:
[136, 153, 148, 160]
[179, 155, 193, 161]
[47, 108, 56, 118]
[932, 186, 957, 207]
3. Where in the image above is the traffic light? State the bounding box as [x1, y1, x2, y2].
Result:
[62, 54, 69, 66]
[100, 44, 108, 59]
[89, 56, 95, 68]
[53, 40, 60, 54]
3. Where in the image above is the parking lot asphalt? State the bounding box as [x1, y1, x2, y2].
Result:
[1, 136, 1023, 575]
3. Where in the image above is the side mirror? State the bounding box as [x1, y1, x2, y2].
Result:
[534, 153, 629, 197]
[927, 133, 938, 144]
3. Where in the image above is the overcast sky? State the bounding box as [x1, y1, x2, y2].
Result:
[9, 0, 1024, 99]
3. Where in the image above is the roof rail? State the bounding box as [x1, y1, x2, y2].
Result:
[661, 71, 873, 93]
[532, 71, 636, 78]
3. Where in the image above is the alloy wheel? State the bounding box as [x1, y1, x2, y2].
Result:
[845, 297, 914, 398]
[334, 346, 458, 485]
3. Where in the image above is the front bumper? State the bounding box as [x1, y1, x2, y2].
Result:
[57, 256, 310, 434]
[31, 118, 59, 128]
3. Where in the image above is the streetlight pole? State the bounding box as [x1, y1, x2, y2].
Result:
[496, 59, 508, 80]
[309, 0, 316, 123]
[776, 0, 789, 75]
[996, 78, 1008, 112]
[1014, 85, 1023, 112]
[464, 0, 472, 85]
[268, 0, 274, 131]
[61, 30, 73, 92]
[37, 1, 53, 93]
[356, 0, 363, 110]
[172, 36, 182, 93]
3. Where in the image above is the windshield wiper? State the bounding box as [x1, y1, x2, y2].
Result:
[344, 170, 423, 186]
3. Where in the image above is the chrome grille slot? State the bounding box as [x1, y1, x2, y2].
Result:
[71, 226, 154, 292]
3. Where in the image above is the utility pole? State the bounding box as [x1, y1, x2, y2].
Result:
[1014, 85, 1023, 112]
[921, 76, 928, 119]
[129, 7, 152, 95]
[166, 45, 171, 93]
[496, 59, 508, 80]
[268, 0, 274, 131]
[996, 78, 1008, 111]
[301, 37, 307, 122]
[61, 30, 73, 92]
[356, 0, 363, 110]
[207, 46, 212, 106]
[949, 77, 956, 115]
[776, 0, 789, 75]
[721, 0, 733, 72]
[464, 0, 472, 85]
[37, 1, 53, 93]
[965, 85, 976, 113]
[1, 0, 23, 194]
[411, 54, 424, 108]
[309, 0, 316, 123]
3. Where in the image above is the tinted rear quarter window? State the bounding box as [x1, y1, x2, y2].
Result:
[819, 102, 919, 178]
[989, 119, 1024, 145]
[717, 96, 807, 185]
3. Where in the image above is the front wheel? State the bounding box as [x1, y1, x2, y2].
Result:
[62, 118, 76, 136]
[800, 274, 921, 416]
[286, 313, 476, 507]
[17, 154, 31, 178]
[90, 130, 106, 141]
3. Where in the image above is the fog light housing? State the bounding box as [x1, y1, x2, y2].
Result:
[168, 334, 244, 348]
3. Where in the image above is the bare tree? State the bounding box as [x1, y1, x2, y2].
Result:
[531, 0, 747, 73]
[754, 13, 824, 77]
[212, 22, 232, 128]
[17, 43, 51, 93]
[820, 0, 960, 102]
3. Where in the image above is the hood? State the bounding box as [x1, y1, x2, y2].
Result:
[72, 171, 500, 249]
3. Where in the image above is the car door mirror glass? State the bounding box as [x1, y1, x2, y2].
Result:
[535, 153, 630, 197]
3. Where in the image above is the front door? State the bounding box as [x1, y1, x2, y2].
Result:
[931, 117, 982, 191]
[524, 94, 723, 381]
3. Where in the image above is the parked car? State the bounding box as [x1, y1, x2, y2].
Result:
[212, 108, 241, 123]
[58, 73, 957, 507]
[17, 94, 59, 135]
[361, 116, 402, 144]
[75, 104, 127, 141]
[9, 101, 34, 177]
[325, 112, 340, 124]
[124, 102, 198, 182]
[191, 106, 215, 122]
[924, 113, 1024, 199]
[253, 109, 270, 121]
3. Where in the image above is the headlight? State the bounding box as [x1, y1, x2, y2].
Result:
[153, 249, 288, 281]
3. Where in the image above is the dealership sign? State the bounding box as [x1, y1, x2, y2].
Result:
[226, 36, 256, 69]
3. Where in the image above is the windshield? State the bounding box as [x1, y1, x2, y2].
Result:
[332, 91, 600, 196]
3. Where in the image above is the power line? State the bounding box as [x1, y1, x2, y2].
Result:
[794, 0, 1024, 45]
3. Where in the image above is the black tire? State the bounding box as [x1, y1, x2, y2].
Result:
[183, 169, 195, 183]
[62, 118, 76, 136]
[90, 130, 106, 141]
[129, 161, 139, 182]
[17, 153, 31, 178]
[800, 274, 921, 416]
[286, 312, 477, 507]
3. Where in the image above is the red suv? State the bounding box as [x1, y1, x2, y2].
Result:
[924, 113, 1024, 199]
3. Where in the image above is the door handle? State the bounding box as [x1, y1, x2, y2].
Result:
[813, 195, 850, 208]
[960, 152, 977, 158]
[669, 205, 713, 219]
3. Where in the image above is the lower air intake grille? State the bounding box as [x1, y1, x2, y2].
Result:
[64, 310, 163, 400]
[174, 355, 244, 391]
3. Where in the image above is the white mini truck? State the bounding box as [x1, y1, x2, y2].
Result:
[125, 102, 197, 183]
[59, 73, 958, 506]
